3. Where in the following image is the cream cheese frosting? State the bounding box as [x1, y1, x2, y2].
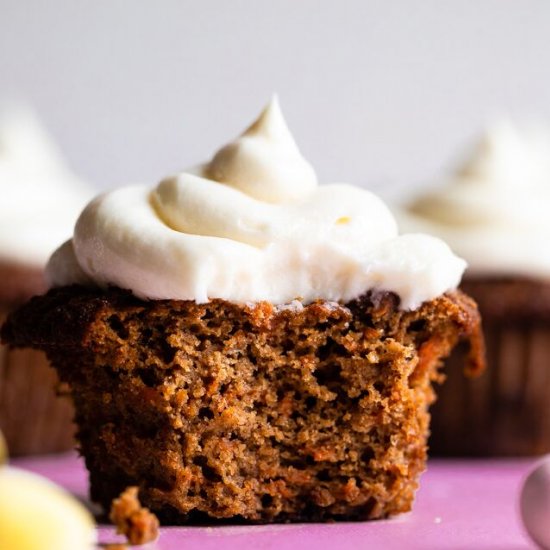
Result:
[399, 121, 550, 277]
[0, 106, 92, 266]
[48, 98, 466, 310]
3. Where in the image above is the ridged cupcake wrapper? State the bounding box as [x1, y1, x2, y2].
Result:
[0, 309, 75, 456]
[430, 322, 550, 457]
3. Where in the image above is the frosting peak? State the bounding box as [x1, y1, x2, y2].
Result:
[456, 121, 550, 189]
[243, 95, 297, 142]
[205, 96, 318, 203]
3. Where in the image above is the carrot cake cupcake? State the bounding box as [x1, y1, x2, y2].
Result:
[2, 98, 483, 521]
[400, 121, 550, 456]
[0, 105, 91, 455]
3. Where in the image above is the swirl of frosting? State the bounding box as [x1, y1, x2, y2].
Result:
[0, 105, 91, 266]
[400, 121, 550, 277]
[48, 98, 465, 309]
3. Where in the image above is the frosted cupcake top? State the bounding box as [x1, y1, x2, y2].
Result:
[400, 121, 550, 278]
[48, 98, 465, 310]
[0, 107, 91, 267]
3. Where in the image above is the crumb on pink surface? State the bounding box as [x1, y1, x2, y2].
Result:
[109, 486, 160, 546]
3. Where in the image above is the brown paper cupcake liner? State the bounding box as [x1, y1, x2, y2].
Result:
[0, 308, 75, 456]
[430, 321, 550, 456]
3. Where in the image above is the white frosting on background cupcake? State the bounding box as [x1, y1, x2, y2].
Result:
[48, 98, 465, 310]
[399, 121, 550, 278]
[0, 105, 92, 266]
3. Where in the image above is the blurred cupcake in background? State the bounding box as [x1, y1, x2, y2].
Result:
[398, 121, 550, 456]
[0, 104, 92, 455]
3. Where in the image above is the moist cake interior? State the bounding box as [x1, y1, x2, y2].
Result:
[1, 286, 483, 522]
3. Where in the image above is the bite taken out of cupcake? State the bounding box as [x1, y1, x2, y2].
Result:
[0, 105, 92, 456]
[2, 98, 484, 522]
[398, 120, 550, 456]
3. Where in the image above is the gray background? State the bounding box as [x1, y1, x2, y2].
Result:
[2, 1, 550, 197]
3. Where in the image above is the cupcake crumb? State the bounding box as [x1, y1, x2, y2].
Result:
[104, 544, 128, 550]
[109, 486, 159, 545]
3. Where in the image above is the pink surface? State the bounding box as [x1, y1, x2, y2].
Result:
[12, 453, 537, 550]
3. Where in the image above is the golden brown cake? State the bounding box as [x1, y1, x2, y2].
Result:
[1, 285, 482, 522]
